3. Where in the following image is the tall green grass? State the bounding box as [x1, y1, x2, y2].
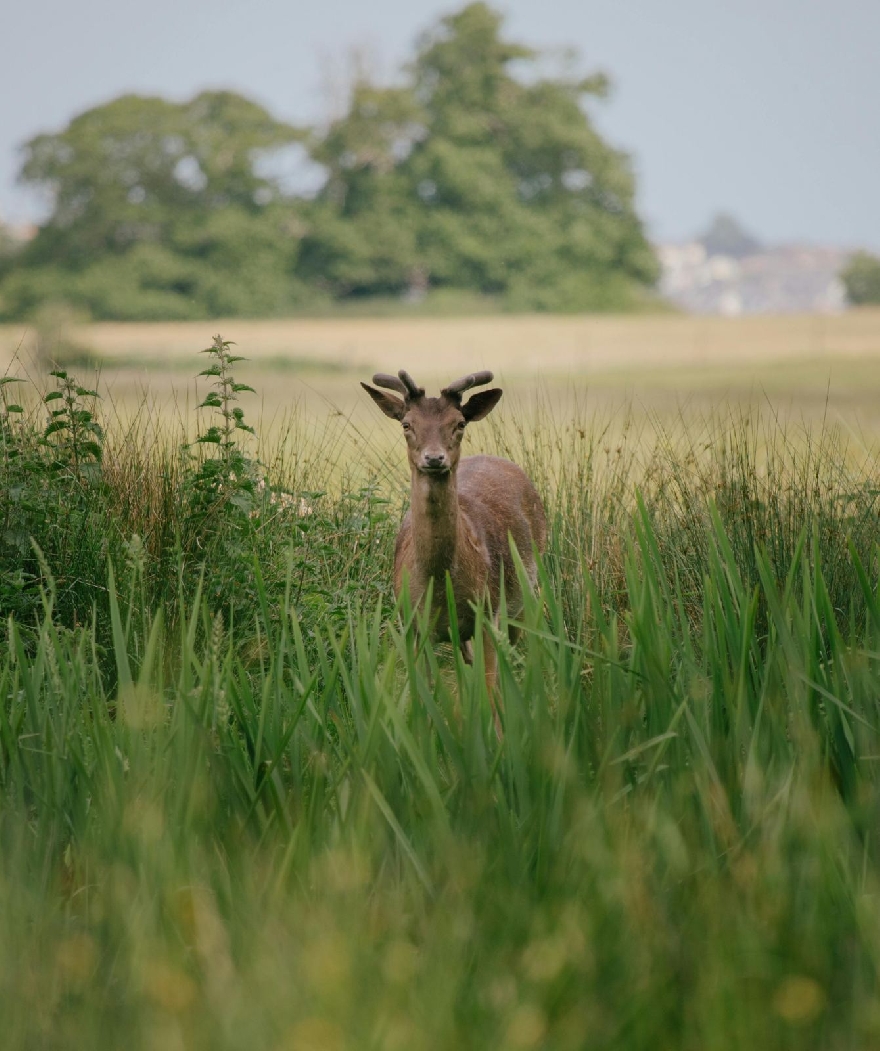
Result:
[3, 348, 880, 1047]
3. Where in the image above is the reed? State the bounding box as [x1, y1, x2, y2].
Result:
[2, 344, 880, 1047]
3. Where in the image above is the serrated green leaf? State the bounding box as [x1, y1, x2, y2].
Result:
[229, 491, 254, 513]
[44, 391, 63, 402]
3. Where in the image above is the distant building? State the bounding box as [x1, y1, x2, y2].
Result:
[658, 238, 850, 316]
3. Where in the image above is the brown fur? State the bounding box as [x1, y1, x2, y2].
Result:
[361, 375, 547, 730]
[392, 455, 546, 640]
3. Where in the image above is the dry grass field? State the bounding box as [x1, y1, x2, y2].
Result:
[3, 309, 880, 445]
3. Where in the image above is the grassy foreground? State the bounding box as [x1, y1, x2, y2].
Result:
[4, 342, 880, 1048]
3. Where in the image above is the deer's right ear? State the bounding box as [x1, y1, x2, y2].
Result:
[361, 383, 406, 421]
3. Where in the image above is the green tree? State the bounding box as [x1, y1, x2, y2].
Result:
[0, 222, 18, 261]
[413, 3, 658, 309]
[297, 82, 425, 296]
[20, 92, 301, 265]
[2, 92, 308, 319]
[841, 251, 880, 306]
[302, 2, 658, 309]
[2, 3, 660, 318]
[699, 213, 762, 258]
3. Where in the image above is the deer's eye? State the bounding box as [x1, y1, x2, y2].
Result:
[456, 421, 466, 432]
[402, 421, 412, 432]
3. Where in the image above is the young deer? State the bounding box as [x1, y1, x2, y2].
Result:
[361, 369, 547, 729]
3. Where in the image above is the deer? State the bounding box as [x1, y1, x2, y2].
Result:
[361, 368, 547, 732]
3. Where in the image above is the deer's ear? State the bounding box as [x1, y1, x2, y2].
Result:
[461, 388, 502, 422]
[361, 382, 406, 420]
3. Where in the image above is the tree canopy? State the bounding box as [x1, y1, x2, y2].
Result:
[0, 2, 660, 320]
[841, 251, 880, 307]
[699, 213, 762, 259]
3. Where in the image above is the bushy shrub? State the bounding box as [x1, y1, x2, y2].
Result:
[0, 210, 316, 322]
[0, 369, 106, 629]
[0, 266, 82, 320]
[0, 336, 398, 663]
[841, 250, 880, 306]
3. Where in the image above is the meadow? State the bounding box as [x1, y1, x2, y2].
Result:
[5, 308, 880, 428]
[3, 314, 880, 1048]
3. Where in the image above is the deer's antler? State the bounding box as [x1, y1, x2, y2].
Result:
[441, 371, 494, 399]
[398, 370, 425, 399]
[372, 371, 425, 399]
[371, 373, 408, 397]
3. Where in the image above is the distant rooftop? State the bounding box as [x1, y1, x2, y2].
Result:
[658, 214, 851, 315]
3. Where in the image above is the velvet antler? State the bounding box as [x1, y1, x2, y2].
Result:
[398, 370, 424, 399]
[371, 373, 408, 397]
[441, 371, 494, 399]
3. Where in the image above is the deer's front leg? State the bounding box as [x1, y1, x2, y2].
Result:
[462, 634, 501, 739]
[482, 629, 502, 739]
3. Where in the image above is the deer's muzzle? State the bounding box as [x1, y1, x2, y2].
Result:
[420, 451, 450, 475]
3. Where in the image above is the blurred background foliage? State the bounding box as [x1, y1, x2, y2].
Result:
[0, 2, 660, 321]
[840, 251, 880, 307]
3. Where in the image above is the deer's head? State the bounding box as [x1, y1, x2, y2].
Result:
[361, 370, 502, 477]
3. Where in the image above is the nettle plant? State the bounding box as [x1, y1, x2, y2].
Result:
[0, 376, 28, 465]
[0, 368, 104, 623]
[0, 377, 36, 597]
[42, 368, 103, 478]
[0, 367, 103, 490]
[183, 336, 270, 609]
[181, 336, 395, 626]
[187, 335, 261, 524]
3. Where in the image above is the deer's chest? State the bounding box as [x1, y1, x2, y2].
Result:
[396, 528, 490, 642]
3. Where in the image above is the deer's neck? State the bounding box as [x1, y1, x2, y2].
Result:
[410, 469, 460, 581]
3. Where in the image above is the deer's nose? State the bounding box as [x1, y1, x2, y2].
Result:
[422, 451, 448, 471]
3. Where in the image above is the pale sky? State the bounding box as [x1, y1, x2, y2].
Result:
[2, 0, 879, 249]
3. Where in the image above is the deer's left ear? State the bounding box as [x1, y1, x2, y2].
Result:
[461, 388, 502, 422]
